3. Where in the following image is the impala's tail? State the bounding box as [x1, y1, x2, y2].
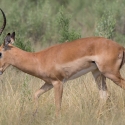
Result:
[120, 48, 125, 68]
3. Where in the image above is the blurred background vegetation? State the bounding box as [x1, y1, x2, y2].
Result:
[0, 0, 125, 51]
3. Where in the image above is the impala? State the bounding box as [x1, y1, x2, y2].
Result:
[0, 9, 125, 116]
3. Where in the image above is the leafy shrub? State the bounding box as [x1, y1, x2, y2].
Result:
[56, 7, 81, 42]
[95, 11, 116, 39]
[15, 33, 33, 52]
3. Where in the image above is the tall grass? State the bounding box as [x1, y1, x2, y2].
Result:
[0, 67, 125, 125]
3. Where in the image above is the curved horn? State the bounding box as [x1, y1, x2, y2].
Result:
[0, 8, 6, 35]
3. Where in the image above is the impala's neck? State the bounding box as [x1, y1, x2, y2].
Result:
[7, 45, 43, 77]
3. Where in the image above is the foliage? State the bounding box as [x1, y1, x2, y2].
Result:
[95, 11, 116, 39]
[56, 7, 81, 42]
[0, 0, 125, 46]
[15, 33, 33, 52]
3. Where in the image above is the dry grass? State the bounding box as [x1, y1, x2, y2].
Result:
[0, 66, 125, 125]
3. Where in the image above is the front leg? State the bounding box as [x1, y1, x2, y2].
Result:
[52, 81, 63, 117]
[34, 83, 53, 115]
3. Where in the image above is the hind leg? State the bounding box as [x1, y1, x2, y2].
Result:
[92, 69, 109, 102]
[92, 69, 110, 117]
[104, 72, 125, 89]
[96, 58, 125, 90]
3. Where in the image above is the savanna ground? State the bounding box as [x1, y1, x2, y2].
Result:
[0, 0, 125, 125]
[1, 67, 125, 125]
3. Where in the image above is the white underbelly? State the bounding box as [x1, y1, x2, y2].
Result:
[63, 63, 97, 82]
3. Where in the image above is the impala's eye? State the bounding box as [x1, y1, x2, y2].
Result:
[0, 52, 2, 58]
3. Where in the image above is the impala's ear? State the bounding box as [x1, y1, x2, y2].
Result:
[10, 32, 15, 44]
[4, 33, 11, 47]
[3, 32, 15, 48]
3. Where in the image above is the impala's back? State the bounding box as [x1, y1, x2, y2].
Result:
[34, 37, 124, 82]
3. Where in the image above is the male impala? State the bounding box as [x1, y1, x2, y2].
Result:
[0, 9, 125, 116]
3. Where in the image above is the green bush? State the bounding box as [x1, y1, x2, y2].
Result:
[14, 33, 33, 52]
[56, 7, 81, 43]
[0, 0, 125, 46]
[95, 11, 116, 39]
